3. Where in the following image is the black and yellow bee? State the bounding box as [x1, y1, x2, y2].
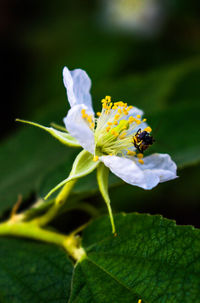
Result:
[133, 128, 155, 153]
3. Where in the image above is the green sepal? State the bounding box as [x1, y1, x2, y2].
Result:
[45, 150, 99, 200]
[16, 119, 81, 147]
[97, 163, 116, 234]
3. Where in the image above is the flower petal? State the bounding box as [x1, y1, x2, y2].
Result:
[100, 153, 177, 190]
[141, 153, 177, 183]
[63, 104, 95, 154]
[63, 66, 93, 112]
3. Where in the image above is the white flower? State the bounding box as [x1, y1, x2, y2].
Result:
[17, 66, 177, 233]
[62, 66, 177, 190]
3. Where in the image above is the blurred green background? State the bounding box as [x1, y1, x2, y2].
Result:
[1, 0, 200, 231]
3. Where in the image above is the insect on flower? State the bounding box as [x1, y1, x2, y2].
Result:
[133, 127, 155, 154]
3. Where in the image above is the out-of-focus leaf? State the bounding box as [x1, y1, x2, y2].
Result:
[70, 213, 200, 303]
[0, 238, 73, 303]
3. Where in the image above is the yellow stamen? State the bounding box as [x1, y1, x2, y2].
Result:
[138, 159, 144, 165]
[107, 122, 113, 126]
[137, 153, 144, 159]
[137, 115, 141, 119]
[106, 126, 111, 132]
[113, 121, 118, 125]
[143, 118, 147, 122]
[93, 156, 99, 162]
[87, 115, 92, 123]
[144, 126, 152, 133]
[111, 130, 119, 137]
[138, 300, 142, 303]
[90, 122, 95, 129]
[114, 114, 120, 120]
[127, 150, 136, 156]
[97, 112, 101, 117]
[136, 119, 141, 125]
[119, 132, 126, 139]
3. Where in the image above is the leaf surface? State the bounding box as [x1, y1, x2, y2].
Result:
[70, 213, 200, 303]
[0, 238, 73, 303]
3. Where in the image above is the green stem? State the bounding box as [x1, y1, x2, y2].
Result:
[0, 220, 86, 262]
[34, 179, 77, 226]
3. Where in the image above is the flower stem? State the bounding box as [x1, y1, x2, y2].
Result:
[34, 179, 77, 226]
[0, 220, 86, 262]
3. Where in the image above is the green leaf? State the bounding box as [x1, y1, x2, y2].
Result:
[70, 213, 200, 303]
[0, 237, 73, 303]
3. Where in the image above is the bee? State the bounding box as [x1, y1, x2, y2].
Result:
[133, 128, 155, 153]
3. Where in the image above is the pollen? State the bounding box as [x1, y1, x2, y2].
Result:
[138, 159, 144, 165]
[127, 150, 136, 156]
[137, 153, 144, 159]
[144, 126, 152, 132]
[93, 155, 99, 162]
[81, 109, 88, 119]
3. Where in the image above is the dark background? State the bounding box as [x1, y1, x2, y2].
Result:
[1, 0, 200, 230]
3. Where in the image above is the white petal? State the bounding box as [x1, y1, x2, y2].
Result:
[141, 153, 177, 183]
[63, 67, 94, 113]
[63, 104, 95, 154]
[100, 155, 160, 190]
[100, 153, 177, 190]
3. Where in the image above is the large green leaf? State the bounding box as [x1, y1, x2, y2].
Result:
[0, 238, 73, 303]
[70, 213, 200, 302]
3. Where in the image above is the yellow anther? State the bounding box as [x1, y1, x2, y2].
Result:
[106, 126, 111, 132]
[105, 96, 111, 102]
[113, 121, 118, 125]
[87, 115, 92, 123]
[118, 108, 122, 114]
[144, 126, 152, 133]
[138, 159, 144, 165]
[93, 156, 99, 162]
[143, 118, 147, 122]
[111, 130, 119, 137]
[128, 116, 135, 123]
[101, 98, 106, 103]
[114, 114, 120, 120]
[137, 115, 141, 119]
[107, 122, 113, 126]
[97, 112, 101, 117]
[112, 105, 117, 110]
[127, 150, 136, 156]
[119, 132, 126, 139]
[138, 300, 142, 303]
[81, 109, 88, 118]
[103, 103, 107, 109]
[90, 122, 95, 129]
[122, 125, 127, 130]
[128, 106, 133, 110]
[137, 153, 144, 159]
[136, 119, 141, 125]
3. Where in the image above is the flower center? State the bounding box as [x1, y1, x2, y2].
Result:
[81, 96, 153, 164]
